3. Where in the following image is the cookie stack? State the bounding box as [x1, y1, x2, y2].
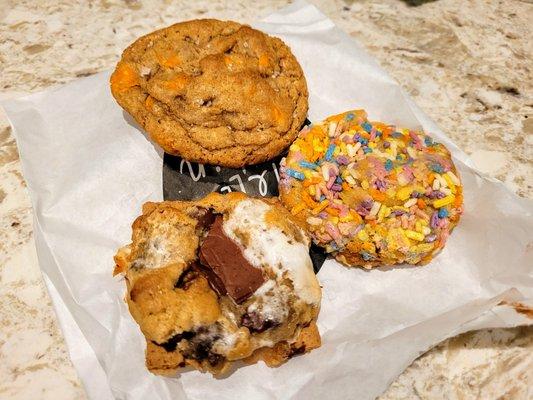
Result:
[111, 19, 463, 377]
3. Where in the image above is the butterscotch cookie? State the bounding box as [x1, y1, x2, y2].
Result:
[279, 110, 463, 268]
[114, 192, 321, 376]
[110, 19, 308, 168]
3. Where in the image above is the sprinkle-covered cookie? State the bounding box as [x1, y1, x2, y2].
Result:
[279, 110, 463, 268]
[110, 19, 308, 168]
[114, 192, 321, 376]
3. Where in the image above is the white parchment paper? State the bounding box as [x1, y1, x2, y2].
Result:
[2, 2, 532, 399]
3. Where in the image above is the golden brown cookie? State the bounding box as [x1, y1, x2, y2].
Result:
[114, 193, 321, 376]
[110, 19, 308, 168]
[279, 109, 463, 268]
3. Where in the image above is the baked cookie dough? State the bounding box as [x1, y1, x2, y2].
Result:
[114, 192, 321, 375]
[279, 110, 463, 268]
[110, 19, 308, 168]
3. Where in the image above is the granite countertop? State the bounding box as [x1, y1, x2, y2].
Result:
[0, 0, 531, 399]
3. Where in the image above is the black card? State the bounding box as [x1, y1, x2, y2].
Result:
[162, 119, 328, 273]
[163, 153, 284, 200]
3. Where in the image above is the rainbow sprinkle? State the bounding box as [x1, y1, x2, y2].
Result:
[285, 168, 305, 180]
[279, 109, 464, 267]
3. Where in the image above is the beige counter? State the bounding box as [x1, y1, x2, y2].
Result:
[0, 0, 531, 399]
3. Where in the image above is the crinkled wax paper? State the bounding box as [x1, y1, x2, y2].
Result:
[2, 1, 532, 399]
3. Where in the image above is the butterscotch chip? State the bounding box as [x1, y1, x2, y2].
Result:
[110, 19, 308, 167]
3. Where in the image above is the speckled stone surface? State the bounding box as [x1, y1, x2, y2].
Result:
[0, 1, 531, 399]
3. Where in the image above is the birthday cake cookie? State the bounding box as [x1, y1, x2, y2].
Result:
[113, 192, 321, 375]
[279, 110, 463, 268]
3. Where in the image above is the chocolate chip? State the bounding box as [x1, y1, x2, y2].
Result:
[185, 340, 223, 366]
[241, 311, 278, 333]
[289, 345, 307, 357]
[207, 352, 223, 366]
[186, 337, 220, 361]
[158, 331, 194, 352]
[193, 207, 216, 233]
[192, 341, 210, 360]
[179, 326, 223, 364]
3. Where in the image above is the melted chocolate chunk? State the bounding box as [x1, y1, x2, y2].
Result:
[182, 327, 222, 364]
[207, 352, 223, 366]
[198, 216, 265, 303]
[158, 331, 194, 352]
[289, 345, 307, 357]
[241, 311, 278, 333]
[158, 325, 226, 367]
[185, 340, 223, 366]
[174, 267, 200, 290]
[191, 340, 210, 360]
[194, 207, 216, 232]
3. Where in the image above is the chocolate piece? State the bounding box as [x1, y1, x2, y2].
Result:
[158, 331, 194, 352]
[241, 311, 278, 333]
[207, 353, 223, 366]
[289, 344, 307, 357]
[185, 340, 222, 366]
[199, 216, 265, 303]
[195, 261, 227, 297]
[182, 326, 222, 363]
[190, 340, 211, 360]
[193, 207, 217, 232]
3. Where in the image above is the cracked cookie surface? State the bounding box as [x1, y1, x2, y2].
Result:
[110, 19, 308, 167]
[114, 192, 321, 376]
